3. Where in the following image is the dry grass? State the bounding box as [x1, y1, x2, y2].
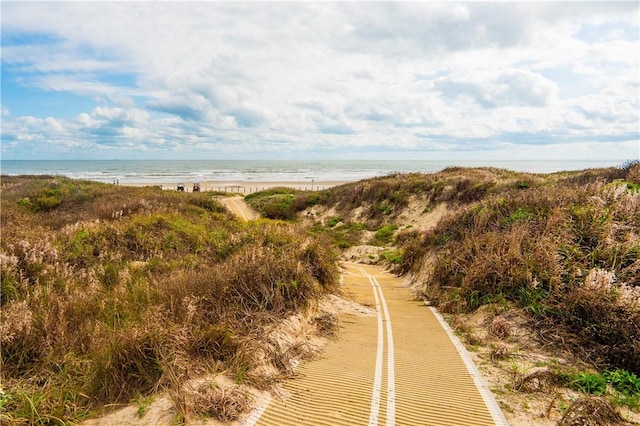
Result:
[0, 176, 338, 423]
[487, 316, 513, 340]
[513, 369, 559, 393]
[489, 342, 513, 362]
[184, 382, 253, 422]
[395, 165, 640, 374]
[3, 163, 638, 423]
[558, 397, 628, 426]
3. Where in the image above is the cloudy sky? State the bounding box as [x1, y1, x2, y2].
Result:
[1, 1, 638, 161]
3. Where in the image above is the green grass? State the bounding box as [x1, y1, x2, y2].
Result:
[380, 249, 404, 264]
[558, 368, 640, 409]
[372, 224, 398, 246]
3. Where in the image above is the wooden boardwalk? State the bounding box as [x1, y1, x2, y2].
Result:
[243, 263, 509, 426]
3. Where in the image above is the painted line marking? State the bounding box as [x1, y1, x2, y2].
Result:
[240, 394, 272, 426]
[430, 306, 510, 426]
[379, 278, 396, 426]
[360, 267, 396, 426]
[364, 267, 384, 426]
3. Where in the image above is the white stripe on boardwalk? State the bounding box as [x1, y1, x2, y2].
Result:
[430, 307, 510, 426]
[364, 266, 384, 426]
[360, 267, 396, 426]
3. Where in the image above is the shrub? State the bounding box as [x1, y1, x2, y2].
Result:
[245, 192, 296, 220]
[395, 170, 640, 373]
[380, 249, 404, 265]
[372, 224, 398, 246]
[326, 216, 343, 227]
[564, 371, 608, 395]
[0, 177, 338, 423]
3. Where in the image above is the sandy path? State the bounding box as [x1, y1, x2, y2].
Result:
[220, 196, 259, 221]
[244, 263, 508, 426]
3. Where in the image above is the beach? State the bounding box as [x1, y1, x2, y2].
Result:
[1, 159, 627, 189]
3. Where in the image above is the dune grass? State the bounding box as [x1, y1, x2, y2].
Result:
[2, 163, 638, 422]
[394, 163, 640, 374]
[0, 176, 337, 424]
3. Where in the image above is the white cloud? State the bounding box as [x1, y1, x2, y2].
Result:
[435, 69, 558, 108]
[1, 2, 638, 160]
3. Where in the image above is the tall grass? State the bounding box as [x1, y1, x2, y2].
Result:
[0, 176, 337, 423]
[396, 164, 640, 373]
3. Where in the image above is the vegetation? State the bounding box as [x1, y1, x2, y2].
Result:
[2, 160, 639, 423]
[394, 162, 640, 374]
[295, 161, 639, 420]
[0, 176, 337, 424]
[244, 187, 327, 220]
[308, 220, 367, 249]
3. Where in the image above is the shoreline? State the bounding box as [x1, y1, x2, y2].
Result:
[124, 180, 352, 193]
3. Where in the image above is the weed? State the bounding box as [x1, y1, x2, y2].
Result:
[379, 203, 392, 215]
[489, 342, 512, 362]
[372, 224, 398, 246]
[487, 316, 512, 340]
[314, 313, 338, 338]
[326, 216, 343, 227]
[604, 369, 640, 396]
[514, 369, 559, 393]
[233, 364, 249, 385]
[610, 393, 640, 411]
[558, 397, 625, 426]
[185, 382, 252, 422]
[502, 207, 534, 225]
[135, 394, 156, 419]
[380, 249, 404, 265]
[564, 371, 608, 395]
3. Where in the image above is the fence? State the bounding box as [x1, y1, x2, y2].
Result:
[169, 185, 329, 193]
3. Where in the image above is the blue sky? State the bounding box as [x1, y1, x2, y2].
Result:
[1, 1, 638, 161]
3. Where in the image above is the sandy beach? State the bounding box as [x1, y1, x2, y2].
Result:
[126, 180, 352, 193]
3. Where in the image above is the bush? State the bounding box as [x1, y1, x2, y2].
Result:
[326, 216, 343, 227]
[372, 224, 398, 246]
[245, 189, 299, 220]
[380, 249, 404, 265]
[0, 177, 338, 423]
[565, 372, 608, 395]
[395, 172, 640, 373]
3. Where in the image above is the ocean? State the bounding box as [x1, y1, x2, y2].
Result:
[0, 159, 628, 185]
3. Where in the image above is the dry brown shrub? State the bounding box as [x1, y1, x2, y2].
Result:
[185, 382, 252, 422]
[489, 342, 513, 362]
[314, 313, 338, 338]
[624, 160, 640, 183]
[449, 316, 472, 335]
[513, 369, 558, 393]
[487, 315, 512, 340]
[557, 396, 628, 426]
[465, 333, 483, 346]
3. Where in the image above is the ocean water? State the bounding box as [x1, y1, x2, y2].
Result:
[0, 159, 627, 185]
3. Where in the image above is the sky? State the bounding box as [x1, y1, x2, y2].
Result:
[1, 1, 639, 161]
